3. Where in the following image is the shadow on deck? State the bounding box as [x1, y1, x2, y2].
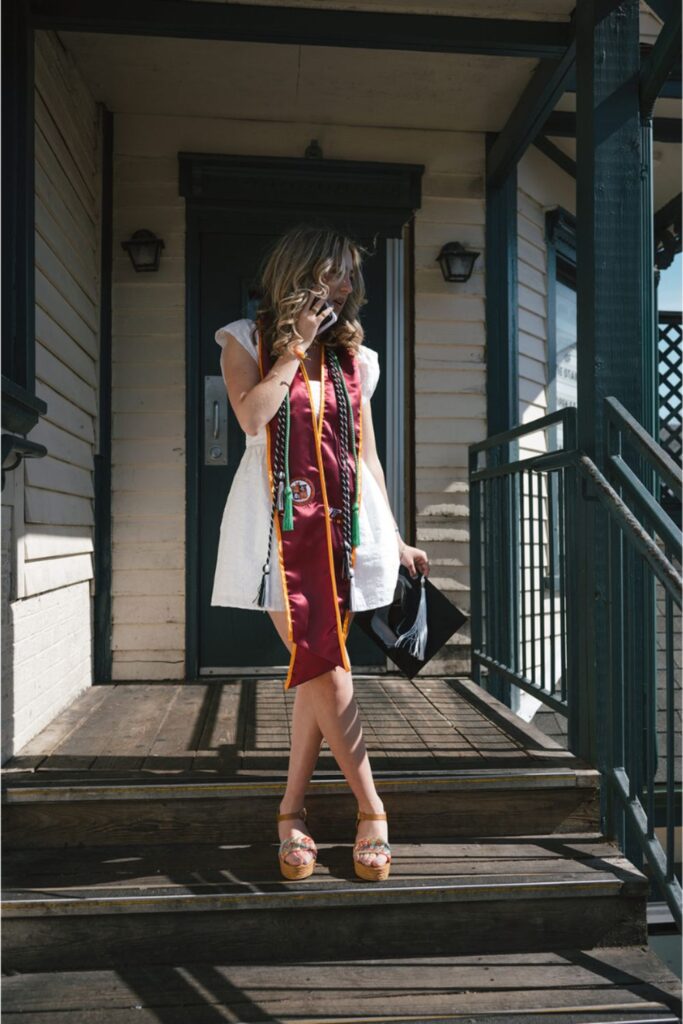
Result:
[2, 674, 585, 781]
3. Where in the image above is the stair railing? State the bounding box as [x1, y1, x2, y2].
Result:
[469, 406, 580, 715]
[469, 398, 682, 929]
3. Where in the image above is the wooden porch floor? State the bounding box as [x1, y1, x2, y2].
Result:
[3, 674, 582, 780]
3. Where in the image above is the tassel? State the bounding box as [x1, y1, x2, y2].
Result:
[255, 560, 271, 608]
[393, 575, 428, 660]
[351, 501, 361, 548]
[282, 485, 294, 531]
[349, 574, 358, 611]
[276, 477, 285, 512]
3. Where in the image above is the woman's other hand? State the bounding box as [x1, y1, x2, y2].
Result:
[399, 542, 430, 579]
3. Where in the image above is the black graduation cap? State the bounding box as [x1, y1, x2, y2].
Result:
[352, 565, 468, 679]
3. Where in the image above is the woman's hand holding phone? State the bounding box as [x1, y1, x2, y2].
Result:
[292, 290, 335, 354]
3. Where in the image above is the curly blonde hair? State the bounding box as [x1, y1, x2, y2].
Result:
[250, 223, 373, 359]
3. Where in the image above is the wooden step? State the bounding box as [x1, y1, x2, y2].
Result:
[2, 833, 649, 971]
[1, 947, 680, 1022]
[1, 767, 601, 848]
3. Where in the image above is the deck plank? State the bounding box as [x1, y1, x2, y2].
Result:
[3, 677, 585, 782]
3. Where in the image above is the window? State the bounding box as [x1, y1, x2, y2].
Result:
[545, 207, 577, 417]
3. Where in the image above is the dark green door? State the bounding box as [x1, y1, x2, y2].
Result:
[197, 222, 391, 674]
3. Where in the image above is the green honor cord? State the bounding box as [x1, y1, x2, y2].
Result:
[279, 353, 360, 547]
[282, 391, 294, 531]
[331, 352, 361, 548]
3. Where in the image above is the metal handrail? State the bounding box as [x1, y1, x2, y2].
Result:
[575, 452, 681, 603]
[468, 397, 682, 929]
[605, 395, 682, 499]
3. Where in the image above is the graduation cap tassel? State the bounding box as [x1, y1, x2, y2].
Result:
[393, 574, 428, 660]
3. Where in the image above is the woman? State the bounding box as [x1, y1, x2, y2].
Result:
[211, 224, 430, 882]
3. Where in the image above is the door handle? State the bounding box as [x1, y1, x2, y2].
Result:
[204, 376, 228, 466]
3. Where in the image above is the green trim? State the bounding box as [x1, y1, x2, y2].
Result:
[184, 205, 200, 680]
[482, 132, 519, 709]
[94, 106, 114, 683]
[2, 1, 37, 400]
[30, 0, 572, 58]
[1, 376, 46, 436]
[487, 45, 576, 188]
[178, 153, 424, 235]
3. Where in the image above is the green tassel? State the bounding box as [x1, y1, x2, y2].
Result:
[282, 485, 294, 530]
[351, 501, 360, 547]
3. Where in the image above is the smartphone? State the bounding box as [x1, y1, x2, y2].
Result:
[316, 307, 338, 336]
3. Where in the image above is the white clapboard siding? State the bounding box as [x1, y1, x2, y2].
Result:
[111, 142, 186, 677]
[29, 30, 100, 592]
[412, 149, 486, 609]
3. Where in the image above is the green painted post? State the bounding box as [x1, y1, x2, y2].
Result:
[484, 133, 518, 707]
[575, 0, 646, 840]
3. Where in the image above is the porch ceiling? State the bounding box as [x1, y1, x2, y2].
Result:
[57, 31, 542, 133]
[180, 0, 575, 19]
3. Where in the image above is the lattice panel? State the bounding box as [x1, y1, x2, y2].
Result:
[658, 312, 682, 512]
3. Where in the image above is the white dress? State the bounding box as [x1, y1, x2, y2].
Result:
[210, 318, 400, 612]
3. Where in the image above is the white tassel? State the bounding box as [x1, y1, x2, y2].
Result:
[349, 573, 358, 611]
[393, 575, 428, 660]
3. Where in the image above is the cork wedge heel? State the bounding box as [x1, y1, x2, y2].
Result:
[277, 807, 318, 880]
[353, 810, 392, 882]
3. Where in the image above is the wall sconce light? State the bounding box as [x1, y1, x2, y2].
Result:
[436, 241, 479, 283]
[121, 229, 165, 272]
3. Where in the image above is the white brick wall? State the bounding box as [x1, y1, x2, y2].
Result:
[6, 583, 92, 758]
[1, 30, 101, 762]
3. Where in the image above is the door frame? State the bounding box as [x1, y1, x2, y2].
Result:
[179, 151, 423, 679]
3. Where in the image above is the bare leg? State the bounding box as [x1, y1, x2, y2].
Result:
[303, 664, 388, 868]
[268, 610, 387, 869]
[269, 610, 323, 867]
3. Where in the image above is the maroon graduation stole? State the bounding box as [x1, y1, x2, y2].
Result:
[256, 321, 363, 690]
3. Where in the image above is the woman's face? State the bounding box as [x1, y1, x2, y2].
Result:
[322, 250, 354, 315]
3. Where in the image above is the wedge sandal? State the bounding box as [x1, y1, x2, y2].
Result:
[277, 806, 317, 880]
[353, 810, 392, 882]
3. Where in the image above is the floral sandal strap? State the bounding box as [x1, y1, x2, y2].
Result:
[353, 837, 392, 862]
[279, 835, 317, 858]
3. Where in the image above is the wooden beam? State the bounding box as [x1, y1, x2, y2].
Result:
[574, 0, 647, 825]
[30, 0, 572, 58]
[486, 45, 576, 188]
[640, 5, 682, 115]
[533, 136, 577, 178]
[542, 109, 681, 143]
